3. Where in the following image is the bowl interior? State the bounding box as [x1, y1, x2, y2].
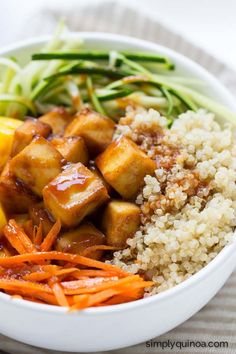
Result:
[0, 32, 236, 314]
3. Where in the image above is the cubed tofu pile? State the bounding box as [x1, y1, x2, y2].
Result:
[0, 107, 156, 257]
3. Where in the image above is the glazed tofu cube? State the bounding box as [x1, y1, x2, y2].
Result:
[101, 200, 140, 248]
[56, 223, 106, 260]
[39, 108, 72, 135]
[29, 203, 54, 236]
[0, 163, 38, 213]
[89, 162, 113, 194]
[51, 136, 89, 165]
[11, 117, 52, 156]
[43, 163, 109, 228]
[9, 136, 64, 197]
[96, 136, 156, 199]
[65, 108, 115, 155]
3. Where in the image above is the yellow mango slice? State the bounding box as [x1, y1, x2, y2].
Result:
[0, 117, 22, 170]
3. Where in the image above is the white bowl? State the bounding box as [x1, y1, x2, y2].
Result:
[0, 32, 236, 352]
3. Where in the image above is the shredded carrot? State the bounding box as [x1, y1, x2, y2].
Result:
[122, 287, 144, 299]
[3, 227, 25, 254]
[0, 219, 153, 310]
[119, 280, 154, 291]
[23, 271, 52, 282]
[6, 290, 53, 304]
[62, 276, 119, 290]
[7, 289, 58, 306]
[54, 268, 79, 278]
[71, 289, 119, 311]
[98, 294, 141, 306]
[0, 278, 52, 294]
[62, 275, 143, 295]
[51, 282, 69, 307]
[3, 220, 37, 254]
[69, 295, 89, 310]
[103, 288, 144, 305]
[40, 219, 61, 252]
[38, 264, 61, 275]
[22, 297, 46, 304]
[22, 266, 78, 280]
[66, 279, 153, 296]
[0, 251, 127, 275]
[72, 269, 119, 278]
[72, 284, 146, 309]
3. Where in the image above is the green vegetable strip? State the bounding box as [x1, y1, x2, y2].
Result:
[128, 93, 168, 108]
[183, 88, 236, 125]
[0, 67, 20, 116]
[167, 117, 174, 128]
[84, 88, 133, 102]
[40, 85, 66, 102]
[32, 51, 173, 65]
[86, 77, 106, 115]
[30, 80, 58, 100]
[160, 87, 174, 115]
[105, 76, 198, 111]
[0, 27, 234, 125]
[2, 67, 15, 93]
[169, 89, 198, 111]
[109, 53, 150, 75]
[0, 58, 20, 73]
[0, 94, 36, 116]
[45, 65, 135, 81]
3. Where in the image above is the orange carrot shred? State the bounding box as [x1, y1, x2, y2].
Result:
[22, 297, 45, 304]
[62, 275, 143, 295]
[71, 289, 119, 311]
[72, 269, 119, 278]
[62, 276, 118, 290]
[6, 289, 58, 306]
[0, 220, 153, 309]
[69, 295, 89, 310]
[98, 294, 139, 306]
[103, 288, 144, 305]
[51, 282, 69, 307]
[3, 220, 37, 254]
[0, 251, 127, 275]
[23, 271, 52, 282]
[0, 278, 52, 294]
[40, 219, 61, 252]
[54, 268, 79, 278]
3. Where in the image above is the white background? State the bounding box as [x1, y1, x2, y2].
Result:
[0, 0, 236, 71]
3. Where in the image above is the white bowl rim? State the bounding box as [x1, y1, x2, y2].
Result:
[0, 31, 236, 316]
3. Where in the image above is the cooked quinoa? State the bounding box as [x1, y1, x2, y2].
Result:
[113, 108, 236, 295]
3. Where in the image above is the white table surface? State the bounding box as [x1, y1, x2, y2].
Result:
[0, 0, 235, 69]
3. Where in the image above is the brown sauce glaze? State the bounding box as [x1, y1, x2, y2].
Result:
[48, 167, 92, 204]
